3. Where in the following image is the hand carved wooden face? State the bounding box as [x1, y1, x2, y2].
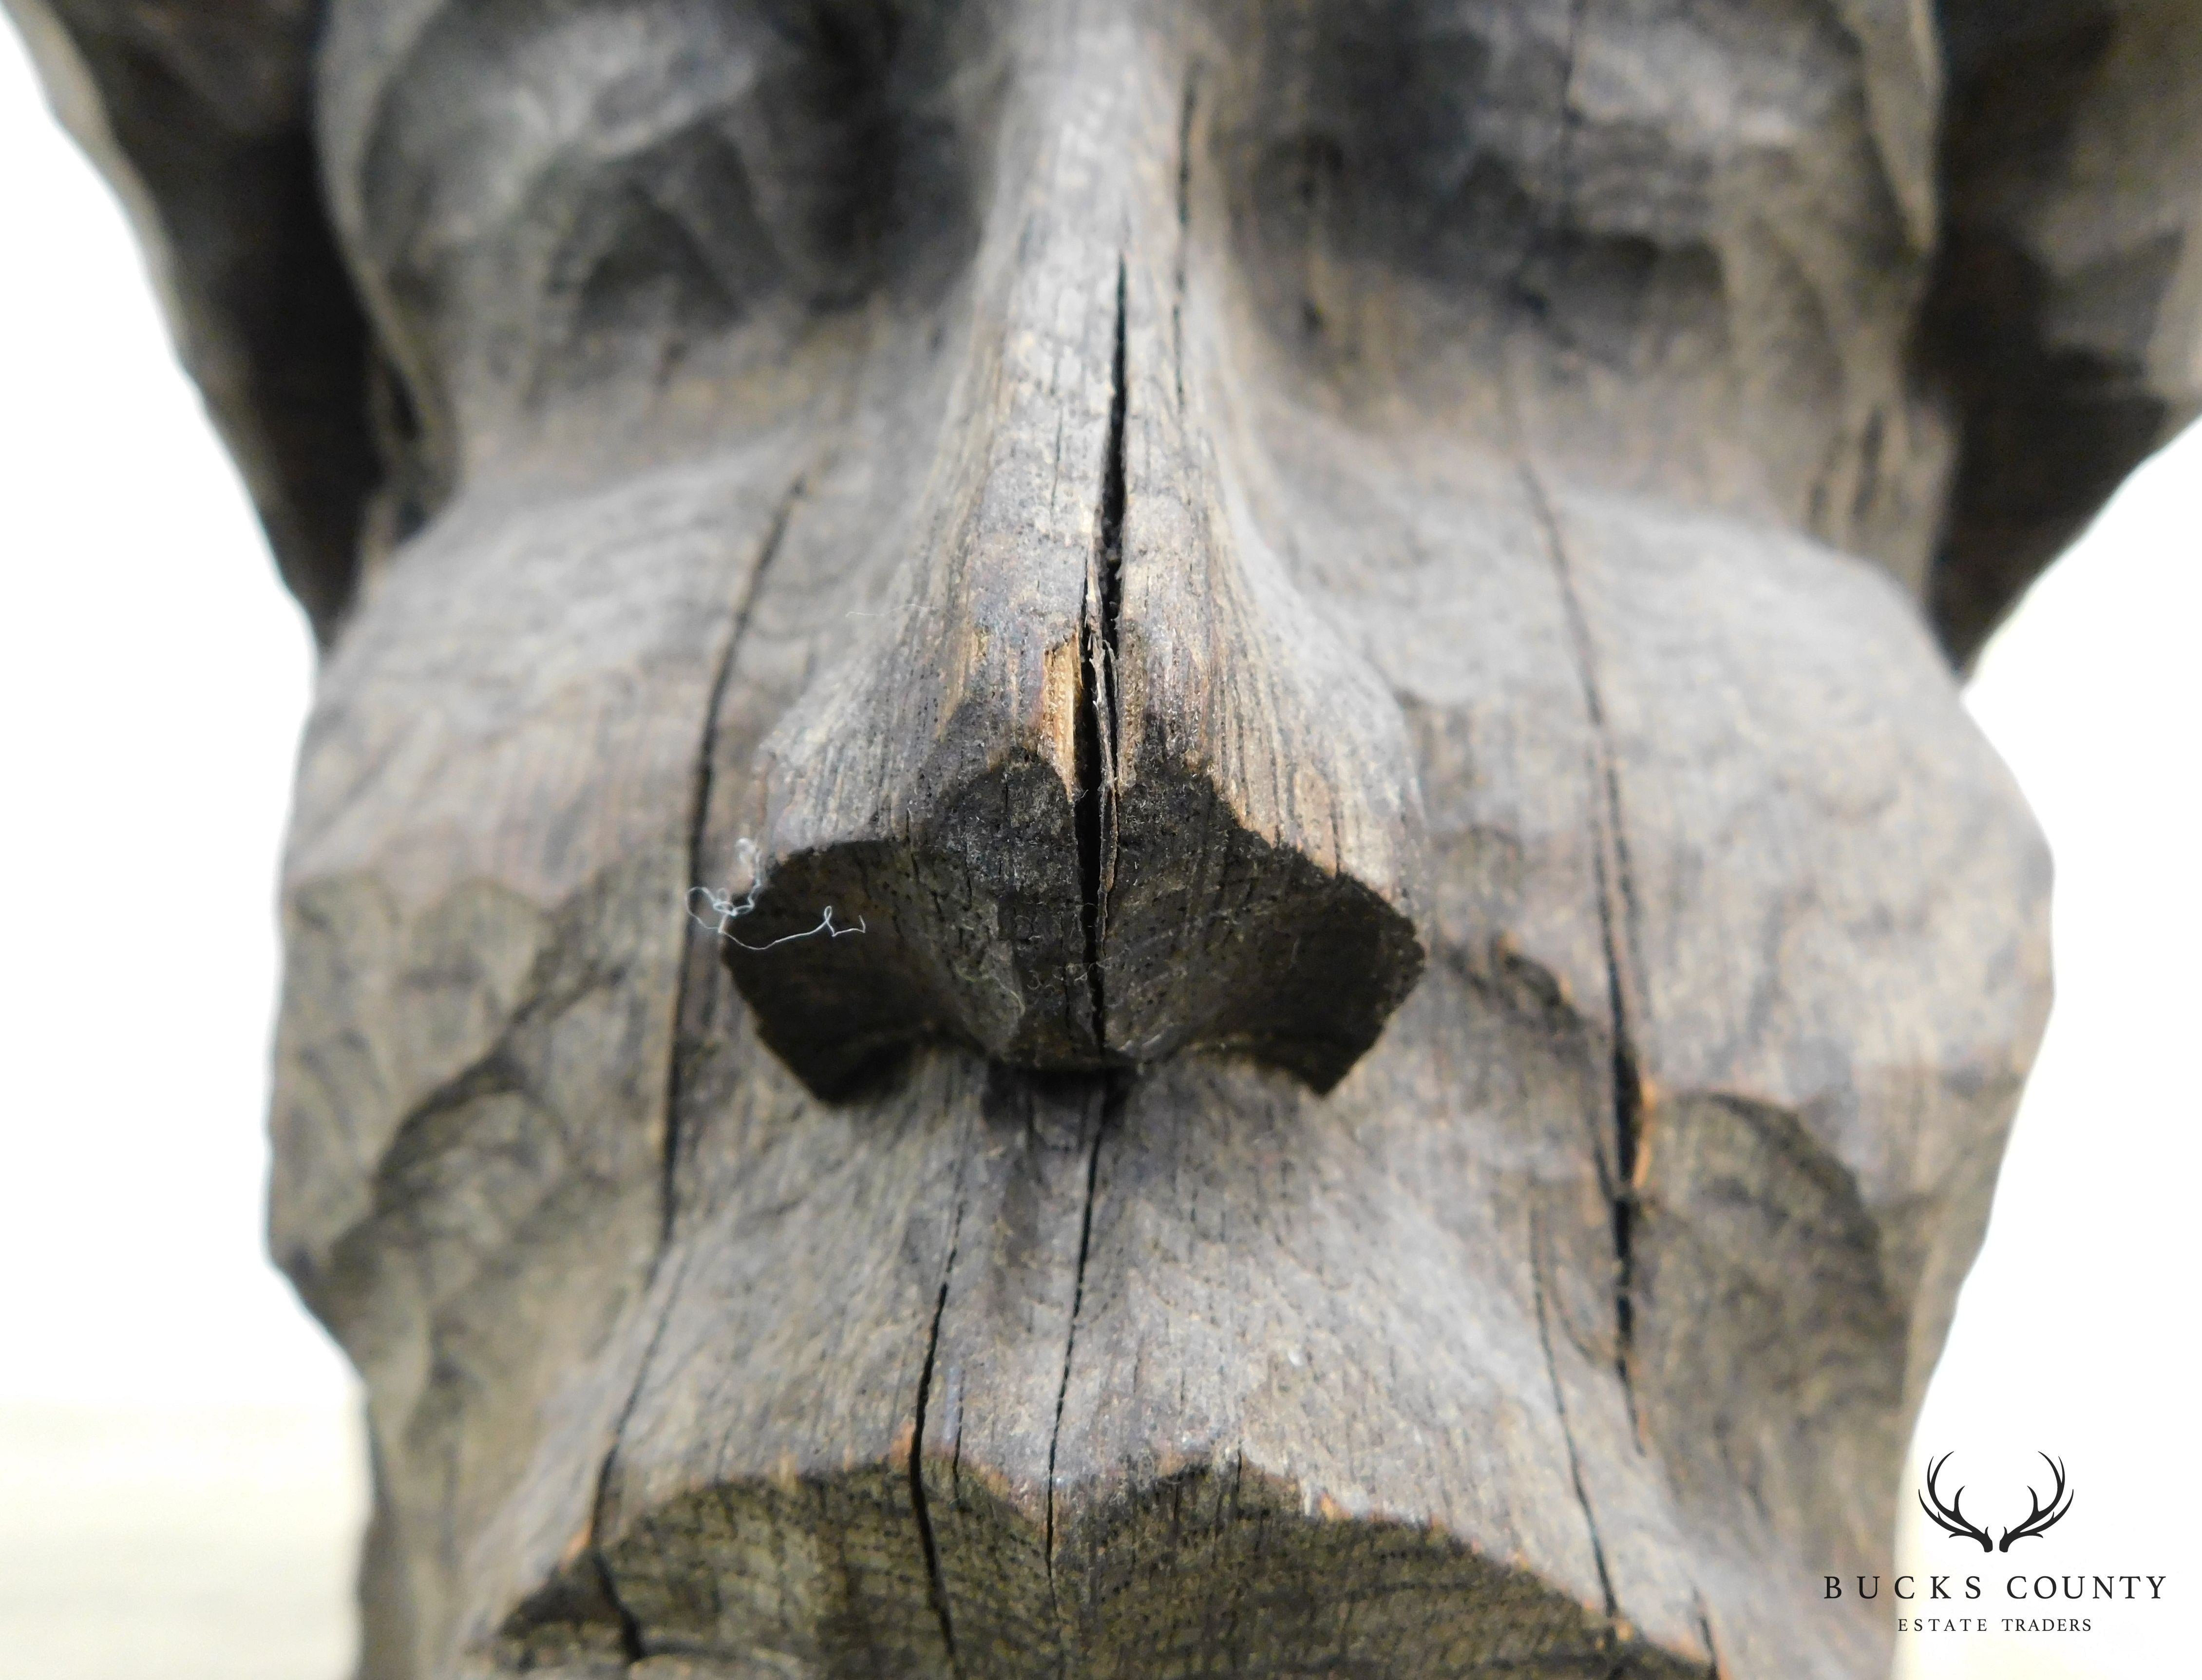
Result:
[205, 0, 2067, 1674]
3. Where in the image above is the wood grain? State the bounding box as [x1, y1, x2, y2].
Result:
[18, 0, 2177, 1673]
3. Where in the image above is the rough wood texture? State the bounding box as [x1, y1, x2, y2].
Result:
[723, 20, 1428, 1095]
[17, 0, 2197, 1675]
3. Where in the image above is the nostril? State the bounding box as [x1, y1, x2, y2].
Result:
[715, 754, 1099, 1098]
[716, 256, 1426, 1101]
[1094, 298, 1429, 1088]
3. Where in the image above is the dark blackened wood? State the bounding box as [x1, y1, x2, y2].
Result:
[5, 0, 379, 635]
[19, 0, 2202, 652]
[19, 0, 2183, 1676]
[1928, 0, 2202, 663]
[722, 15, 1427, 1097]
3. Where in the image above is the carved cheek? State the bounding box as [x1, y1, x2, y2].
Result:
[324, 0, 1003, 494]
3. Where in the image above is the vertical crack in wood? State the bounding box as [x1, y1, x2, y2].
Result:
[1552, 0, 1590, 208]
[662, 471, 810, 1256]
[1043, 1078, 1118, 1663]
[1695, 1596, 1726, 1679]
[1073, 594, 1108, 1045]
[1531, 1208, 1620, 1639]
[574, 469, 812, 1647]
[590, 1548, 646, 1664]
[1075, 260, 1128, 1049]
[586, 1241, 695, 1600]
[1171, 67, 1198, 413]
[911, 1186, 968, 1675]
[1521, 463, 1647, 1436]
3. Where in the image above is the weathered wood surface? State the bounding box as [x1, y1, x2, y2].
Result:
[14, 0, 2201, 1676]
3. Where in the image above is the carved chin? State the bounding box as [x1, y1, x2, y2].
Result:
[484, 1001, 1928, 1680]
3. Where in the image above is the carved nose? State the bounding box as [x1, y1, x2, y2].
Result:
[717, 78, 1425, 1098]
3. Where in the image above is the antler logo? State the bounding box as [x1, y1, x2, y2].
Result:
[1918, 1453, 2074, 1552]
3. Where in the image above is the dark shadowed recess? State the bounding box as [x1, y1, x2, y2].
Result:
[12, 0, 379, 642]
[1921, 0, 2187, 667]
[14, 0, 2195, 657]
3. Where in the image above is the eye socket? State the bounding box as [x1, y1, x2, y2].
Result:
[1212, 0, 1888, 379]
[538, 120, 786, 379]
[351, 0, 995, 425]
[1221, 16, 1531, 250]
[1212, 7, 1560, 359]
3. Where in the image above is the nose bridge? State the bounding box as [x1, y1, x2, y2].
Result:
[914, 1, 1148, 793]
[724, 7, 1428, 1097]
[760, 2, 1152, 827]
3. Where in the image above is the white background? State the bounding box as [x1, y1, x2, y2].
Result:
[1, 16, 2194, 1677]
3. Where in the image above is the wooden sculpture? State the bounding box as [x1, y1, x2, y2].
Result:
[13, 0, 2199, 1674]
